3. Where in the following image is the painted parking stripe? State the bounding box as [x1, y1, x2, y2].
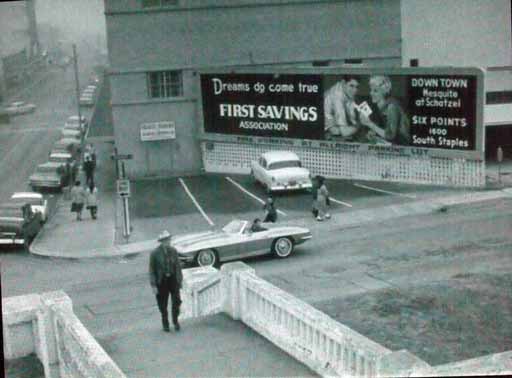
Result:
[225, 176, 287, 216]
[354, 183, 417, 199]
[178, 178, 215, 226]
[328, 197, 353, 208]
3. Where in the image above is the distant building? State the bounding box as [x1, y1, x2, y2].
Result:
[0, 0, 41, 103]
[104, 0, 511, 178]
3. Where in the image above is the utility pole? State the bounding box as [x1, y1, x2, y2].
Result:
[72, 44, 82, 132]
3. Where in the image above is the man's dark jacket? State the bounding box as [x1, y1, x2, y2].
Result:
[149, 244, 183, 289]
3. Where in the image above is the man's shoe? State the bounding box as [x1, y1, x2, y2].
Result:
[163, 325, 170, 332]
[174, 323, 180, 332]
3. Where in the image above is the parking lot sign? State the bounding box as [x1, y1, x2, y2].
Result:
[117, 179, 130, 197]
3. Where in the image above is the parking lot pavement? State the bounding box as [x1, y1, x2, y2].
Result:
[129, 172, 476, 234]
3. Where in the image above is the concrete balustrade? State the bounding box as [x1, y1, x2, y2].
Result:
[3, 290, 126, 378]
[221, 263, 393, 377]
[181, 266, 222, 318]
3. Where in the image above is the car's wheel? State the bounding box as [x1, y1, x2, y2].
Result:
[195, 249, 219, 268]
[272, 237, 294, 258]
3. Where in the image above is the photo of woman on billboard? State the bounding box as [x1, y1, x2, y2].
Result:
[359, 75, 411, 146]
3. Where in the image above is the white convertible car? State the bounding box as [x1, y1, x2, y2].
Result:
[5, 101, 36, 116]
[175, 219, 312, 267]
[251, 151, 312, 192]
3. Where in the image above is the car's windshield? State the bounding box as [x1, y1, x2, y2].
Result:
[12, 198, 42, 206]
[67, 117, 82, 124]
[49, 156, 68, 163]
[222, 220, 245, 234]
[268, 160, 301, 170]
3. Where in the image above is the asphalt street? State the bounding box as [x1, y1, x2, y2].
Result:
[2, 197, 512, 364]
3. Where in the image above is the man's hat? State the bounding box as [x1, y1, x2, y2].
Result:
[157, 230, 171, 242]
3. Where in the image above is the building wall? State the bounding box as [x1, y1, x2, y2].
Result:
[106, 0, 402, 177]
[401, 0, 512, 90]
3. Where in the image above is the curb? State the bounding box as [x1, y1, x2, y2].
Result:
[29, 188, 512, 259]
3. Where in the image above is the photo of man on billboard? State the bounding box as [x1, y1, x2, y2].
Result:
[324, 75, 364, 141]
[323, 74, 411, 146]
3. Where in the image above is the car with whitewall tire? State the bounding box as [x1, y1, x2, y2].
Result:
[251, 151, 312, 193]
[175, 219, 312, 268]
[4, 101, 36, 116]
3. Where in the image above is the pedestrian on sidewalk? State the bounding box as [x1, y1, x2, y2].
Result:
[311, 176, 319, 218]
[83, 152, 95, 189]
[316, 176, 331, 221]
[86, 143, 97, 169]
[86, 184, 98, 219]
[70, 180, 86, 221]
[149, 231, 183, 333]
[262, 196, 277, 223]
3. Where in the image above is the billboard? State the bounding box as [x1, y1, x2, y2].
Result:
[200, 68, 483, 157]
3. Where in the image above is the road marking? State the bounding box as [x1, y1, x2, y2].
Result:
[179, 178, 215, 226]
[354, 183, 417, 199]
[225, 176, 287, 216]
[328, 197, 353, 208]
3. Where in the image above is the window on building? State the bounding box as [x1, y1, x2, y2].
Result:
[344, 58, 363, 64]
[312, 60, 330, 67]
[142, 0, 178, 8]
[147, 71, 183, 98]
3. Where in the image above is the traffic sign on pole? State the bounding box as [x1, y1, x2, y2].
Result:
[117, 179, 130, 197]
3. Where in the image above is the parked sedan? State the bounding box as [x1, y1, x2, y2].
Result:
[48, 151, 77, 186]
[175, 219, 312, 267]
[61, 127, 82, 140]
[29, 162, 67, 191]
[79, 94, 94, 106]
[0, 203, 42, 247]
[65, 115, 88, 132]
[251, 151, 312, 192]
[10, 192, 48, 222]
[52, 138, 81, 158]
[4, 101, 36, 116]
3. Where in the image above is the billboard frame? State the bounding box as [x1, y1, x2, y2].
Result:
[197, 66, 485, 161]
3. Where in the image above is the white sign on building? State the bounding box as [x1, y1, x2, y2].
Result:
[140, 121, 176, 141]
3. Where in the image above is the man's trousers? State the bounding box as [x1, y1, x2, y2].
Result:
[156, 276, 182, 328]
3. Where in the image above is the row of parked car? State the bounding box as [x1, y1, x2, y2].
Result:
[0, 112, 88, 249]
[29, 115, 88, 191]
[0, 76, 99, 249]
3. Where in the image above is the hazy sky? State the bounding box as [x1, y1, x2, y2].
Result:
[35, 0, 106, 40]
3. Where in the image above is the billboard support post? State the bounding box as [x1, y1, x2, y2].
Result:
[497, 146, 503, 186]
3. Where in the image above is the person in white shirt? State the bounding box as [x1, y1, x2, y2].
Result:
[324, 76, 362, 141]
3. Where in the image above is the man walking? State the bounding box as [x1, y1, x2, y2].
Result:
[149, 230, 183, 332]
[83, 152, 95, 189]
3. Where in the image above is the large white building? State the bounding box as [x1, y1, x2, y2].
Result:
[104, 0, 511, 179]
